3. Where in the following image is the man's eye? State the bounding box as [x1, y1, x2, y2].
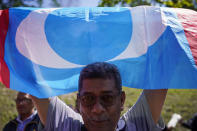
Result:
[101, 95, 114, 103]
[82, 95, 94, 103]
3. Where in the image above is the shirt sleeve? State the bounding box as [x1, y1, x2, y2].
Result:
[122, 91, 165, 131]
[44, 97, 83, 131]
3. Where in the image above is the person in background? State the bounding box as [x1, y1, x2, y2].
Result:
[3, 92, 40, 131]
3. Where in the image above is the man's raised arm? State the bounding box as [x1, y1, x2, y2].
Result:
[144, 89, 168, 124]
[30, 96, 50, 126]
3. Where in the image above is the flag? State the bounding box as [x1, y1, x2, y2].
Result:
[0, 6, 197, 98]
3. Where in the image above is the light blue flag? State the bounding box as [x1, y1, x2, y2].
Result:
[0, 6, 197, 98]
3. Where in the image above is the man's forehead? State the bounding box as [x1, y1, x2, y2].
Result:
[17, 93, 29, 99]
[80, 78, 118, 95]
[81, 90, 116, 95]
[83, 78, 115, 86]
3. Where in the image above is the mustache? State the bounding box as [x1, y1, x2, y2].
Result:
[89, 116, 109, 121]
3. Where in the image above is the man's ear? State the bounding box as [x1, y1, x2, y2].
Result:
[77, 93, 80, 99]
[76, 93, 81, 112]
[76, 93, 80, 104]
[120, 91, 126, 111]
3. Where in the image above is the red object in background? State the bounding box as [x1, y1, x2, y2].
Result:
[0, 9, 10, 88]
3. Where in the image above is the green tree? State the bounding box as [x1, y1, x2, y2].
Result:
[0, 0, 42, 9]
[99, 0, 150, 7]
[0, 0, 62, 9]
[156, 0, 196, 10]
[99, 0, 197, 10]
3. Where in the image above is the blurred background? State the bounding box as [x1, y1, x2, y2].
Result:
[0, 0, 197, 130]
[0, 0, 196, 10]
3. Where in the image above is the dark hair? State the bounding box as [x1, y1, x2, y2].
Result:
[78, 62, 122, 92]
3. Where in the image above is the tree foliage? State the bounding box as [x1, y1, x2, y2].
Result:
[0, 0, 83, 9]
[99, 0, 197, 10]
[0, 0, 42, 9]
[156, 0, 196, 10]
[0, 0, 63, 9]
[99, 0, 150, 7]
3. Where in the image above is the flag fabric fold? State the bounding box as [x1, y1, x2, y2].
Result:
[0, 6, 197, 98]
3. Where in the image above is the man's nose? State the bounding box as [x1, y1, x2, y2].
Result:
[91, 100, 105, 114]
[17, 101, 24, 105]
[16, 100, 25, 105]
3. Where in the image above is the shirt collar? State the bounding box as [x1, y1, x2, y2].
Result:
[16, 110, 37, 123]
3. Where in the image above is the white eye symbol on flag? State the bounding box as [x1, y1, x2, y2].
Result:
[15, 7, 166, 69]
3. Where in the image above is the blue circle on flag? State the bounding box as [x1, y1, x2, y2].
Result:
[45, 7, 132, 65]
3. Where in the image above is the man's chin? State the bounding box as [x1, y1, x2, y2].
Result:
[86, 121, 114, 131]
[87, 126, 113, 131]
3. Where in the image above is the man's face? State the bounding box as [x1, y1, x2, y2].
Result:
[15, 93, 34, 116]
[78, 78, 125, 131]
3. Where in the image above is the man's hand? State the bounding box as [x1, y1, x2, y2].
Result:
[30, 95, 50, 126]
[144, 89, 168, 124]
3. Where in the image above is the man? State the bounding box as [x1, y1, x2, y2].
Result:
[3, 92, 40, 131]
[31, 62, 167, 131]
